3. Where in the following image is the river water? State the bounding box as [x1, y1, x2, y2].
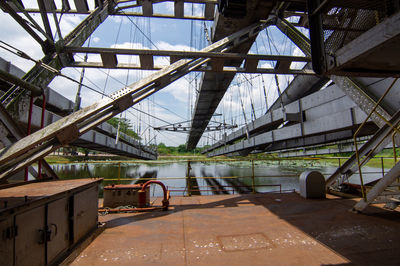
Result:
[51, 160, 384, 197]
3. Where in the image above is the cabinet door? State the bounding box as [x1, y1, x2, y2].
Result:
[15, 206, 45, 266]
[0, 217, 14, 266]
[74, 186, 98, 243]
[47, 198, 69, 264]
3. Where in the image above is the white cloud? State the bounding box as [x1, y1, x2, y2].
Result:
[155, 41, 194, 51]
[159, 2, 175, 15]
[291, 46, 307, 70]
[184, 3, 204, 17]
[57, 15, 86, 38]
[92, 36, 100, 43]
[0, 12, 43, 72]
[163, 77, 190, 103]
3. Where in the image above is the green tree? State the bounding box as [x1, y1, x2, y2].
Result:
[177, 144, 188, 153]
[107, 117, 141, 140]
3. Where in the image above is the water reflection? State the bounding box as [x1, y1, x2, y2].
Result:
[51, 161, 385, 197]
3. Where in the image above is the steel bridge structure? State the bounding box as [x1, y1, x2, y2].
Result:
[0, 0, 400, 211]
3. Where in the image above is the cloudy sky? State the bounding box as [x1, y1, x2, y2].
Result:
[0, 1, 306, 147]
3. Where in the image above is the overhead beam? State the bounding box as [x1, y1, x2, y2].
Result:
[100, 53, 118, 68]
[68, 61, 315, 75]
[244, 59, 259, 72]
[204, 2, 215, 19]
[23, 9, 215, 20]
[274, 60, 292, 73]
[139, 55, 154, 70]
[65, 46, 311, 62]
[74, 0, 89, 13]
[116, 0, 218, 4]
[174, 0, 184, 18]
[37, 0, 54, 42]
[141, 0, 153, 16]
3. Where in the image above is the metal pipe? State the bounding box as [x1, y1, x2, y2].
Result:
[98, 206, 163, 213]
[186, 160, 191, 196]
[310, 0, 330, 16]
[392, 132, 398, 164]
[38, 93, 46, 179]
[117, 162, 121, 184]
[24, 95, 34, 181]
[140, 180, 170, 210]
[251, 159, 255, 193]
[392, 132, 400, 189]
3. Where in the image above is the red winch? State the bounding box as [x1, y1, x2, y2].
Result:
[100, 180, 170, 213]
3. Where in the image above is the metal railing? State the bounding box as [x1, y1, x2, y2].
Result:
[49, 156, 400, 197]
[353, 78, 399, 199]
[169, 184, 283, 195]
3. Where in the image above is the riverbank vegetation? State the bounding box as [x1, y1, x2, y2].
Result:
[45, 143, 400, 170]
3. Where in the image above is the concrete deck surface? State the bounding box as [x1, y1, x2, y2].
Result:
[71, 192, 400, 265]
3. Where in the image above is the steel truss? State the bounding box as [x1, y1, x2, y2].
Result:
[0, 19, 272, 180]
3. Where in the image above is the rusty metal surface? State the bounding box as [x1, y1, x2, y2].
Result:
[103, 184, 142, 190]
[15, 206, 46, 265]
[73, 186, 99, 244]
[47, 197, 69, 264]
[0, 217, 13, 265]
[103, 185, 149, 208]
[71, 193, 400, 265]
[0, 179, 101, 265]
[0, 178, 102, 215]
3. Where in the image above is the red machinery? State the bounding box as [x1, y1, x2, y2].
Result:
[100, 181, 170, 213]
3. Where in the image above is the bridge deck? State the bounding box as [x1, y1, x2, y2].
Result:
[69, 192, 400, 265]
[186, 0, 276, 150]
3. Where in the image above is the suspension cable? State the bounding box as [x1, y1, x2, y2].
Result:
[240, 74, 257, 120]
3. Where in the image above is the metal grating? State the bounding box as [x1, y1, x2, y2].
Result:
[322, 0, 400, 54]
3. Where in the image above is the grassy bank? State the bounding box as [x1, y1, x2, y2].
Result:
[44, 153, 399, 171]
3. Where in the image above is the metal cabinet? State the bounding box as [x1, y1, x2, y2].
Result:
[0, 217, 14, 266]
[73, 186, 99, 244]
[15, 206, 46, 266]
[47, 198, 69, 264]
[0, 178, 102, 266]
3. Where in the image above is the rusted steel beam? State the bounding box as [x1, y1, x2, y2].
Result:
[37, 0, 54, 42]
[0, 69, 42, 96]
